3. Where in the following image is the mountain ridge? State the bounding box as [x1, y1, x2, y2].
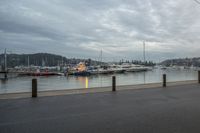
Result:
[0, 53, 101, 68]
[161, 57, 200, 67]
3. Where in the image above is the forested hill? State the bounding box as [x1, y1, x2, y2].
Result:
[0, 53, 101, 67]
[161, 57, 200, 67]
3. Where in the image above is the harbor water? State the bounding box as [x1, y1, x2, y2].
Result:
[0, 68, 198, 94]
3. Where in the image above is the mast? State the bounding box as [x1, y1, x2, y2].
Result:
[100, 49, 102, 66]
[143, 41, 146, 63]
[4, 48, 7, 79]
[62, 57, 63, 66]
[4, 48, 7, 72]
[28, 55, 30, 68]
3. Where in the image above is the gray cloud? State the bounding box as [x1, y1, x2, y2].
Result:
[0, 0, 200, 61]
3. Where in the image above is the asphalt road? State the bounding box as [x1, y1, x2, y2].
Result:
[1, 84, 200, 133]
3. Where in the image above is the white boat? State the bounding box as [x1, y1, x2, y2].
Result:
[125, 67, 148, 72]
[88, 67, 114, 74]
[121, 64, 149, 72]
[98, 68, 114, 74]
[112, 68, 126, 73]
[108, 64, 126, 73]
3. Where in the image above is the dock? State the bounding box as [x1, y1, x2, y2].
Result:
[1, 81, 200, 133]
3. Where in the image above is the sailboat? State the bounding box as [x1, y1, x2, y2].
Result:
[125, 41, 152, 72]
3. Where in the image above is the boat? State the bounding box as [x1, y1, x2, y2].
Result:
[19, 72, 63, 76]
[98, 68, 114, 74]
[109, 64, 126, 73]
[120, 64, 149, 72]
[125, 67, 148, 72]
[160, 66, 167, 70]
[113, 68, 126, 73]
[88, 68, 114, 74]
[73, 62, 91, 76]
[73, 71, 91, 76]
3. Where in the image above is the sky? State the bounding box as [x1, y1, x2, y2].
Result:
[0, 0, 200, 62]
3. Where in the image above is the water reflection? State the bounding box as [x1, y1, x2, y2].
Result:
[143, 72, 146, 84]
[0, 78, 8, 84]
[75, 76, 89, 88]
[0, 68, 198, 94]
[85, 77, 88, 88]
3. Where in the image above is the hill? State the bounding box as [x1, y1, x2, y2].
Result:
[0, 53, 102, 68]
[161, 57, 200, 67]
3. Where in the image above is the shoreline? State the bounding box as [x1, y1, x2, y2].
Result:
[0, 80, 198, 100]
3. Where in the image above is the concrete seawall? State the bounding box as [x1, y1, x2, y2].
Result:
[0, 80, 198, 99]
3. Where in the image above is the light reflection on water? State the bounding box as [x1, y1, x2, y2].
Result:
[0, 68, 198, 94]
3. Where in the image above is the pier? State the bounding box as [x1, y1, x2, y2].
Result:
[1, 81, 200, 133]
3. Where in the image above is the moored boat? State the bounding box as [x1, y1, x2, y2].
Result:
[73, 71, 91, 76]
[125, 67, 148, 72]
[73, 62, 91, 76]
[19, 72, 63, 76]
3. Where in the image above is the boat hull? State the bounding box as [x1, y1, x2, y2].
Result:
[73, 71, 91, 76]
[19, 72, 62, 76]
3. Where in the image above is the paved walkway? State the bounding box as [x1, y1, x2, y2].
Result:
[1, 83, 200, 133]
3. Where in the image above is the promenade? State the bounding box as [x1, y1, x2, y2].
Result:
[1, 83, 200, 133]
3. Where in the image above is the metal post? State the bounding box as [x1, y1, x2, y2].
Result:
[112, 76, 116, 91]
[163, 74, 166, 87]
[32, 79, 37, 97]
[198, 71, 200, 84]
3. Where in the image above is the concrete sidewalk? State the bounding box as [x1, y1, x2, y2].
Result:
[1, 83, 200, 133]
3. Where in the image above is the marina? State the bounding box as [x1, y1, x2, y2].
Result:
[1, 49, 199, 94]
[1, 1, 200, 132]
[0, 67, 198, 94]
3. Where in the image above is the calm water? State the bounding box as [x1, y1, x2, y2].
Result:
[0, 68, 198, 94]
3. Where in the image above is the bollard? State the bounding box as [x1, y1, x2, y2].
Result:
[198, 71, 200, 84]
[32, 79, 37, 97]
[112, 76, 116, 91]
[163, 74, 166, 87]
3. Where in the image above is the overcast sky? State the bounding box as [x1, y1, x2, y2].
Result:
[0, 0, 200, 62]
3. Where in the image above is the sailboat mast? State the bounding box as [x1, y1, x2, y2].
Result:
[4, 48, 7, 72]
[28, 55, 30, 68]
[100, 49, 102, 66]
[143, 41, 146, 63]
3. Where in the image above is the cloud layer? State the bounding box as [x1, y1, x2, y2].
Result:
[1, 0, 200, 61]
